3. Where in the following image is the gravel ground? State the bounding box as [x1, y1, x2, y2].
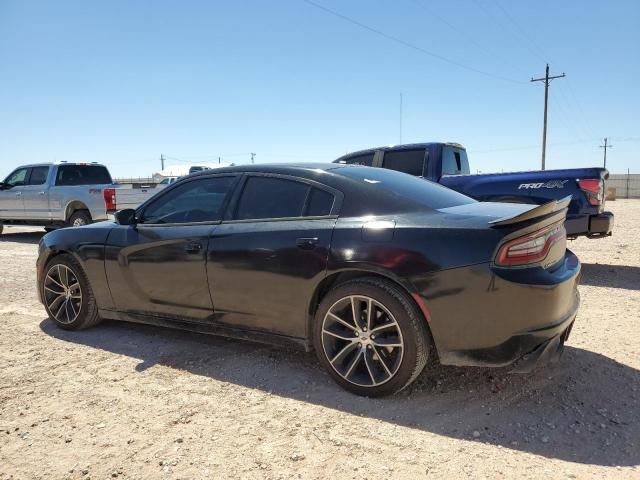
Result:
[0, 200, 638, 480]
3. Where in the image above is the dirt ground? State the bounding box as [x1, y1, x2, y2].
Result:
[0, 200, 638, 480]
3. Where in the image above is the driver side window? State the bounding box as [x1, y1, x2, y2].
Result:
[140, 176, 236, 225]
[5, 168, 29, 187]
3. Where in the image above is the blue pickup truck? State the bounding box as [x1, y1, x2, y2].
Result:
[334, 142, 614, 239]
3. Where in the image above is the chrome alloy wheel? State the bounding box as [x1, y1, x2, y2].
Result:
[72, 217, 87, 227]
[321, 295, 404, 387]
[44, 264, 83, 324]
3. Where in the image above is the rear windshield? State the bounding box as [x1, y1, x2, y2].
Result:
[336, 166, 475, 210]
[55, 165, 112, 186]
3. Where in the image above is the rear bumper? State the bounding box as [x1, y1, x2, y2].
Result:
[565, 211, 614, 238]
[419, 250, 581, 369]
[587, 211, 614, 237]
[452, 310, 577, 370]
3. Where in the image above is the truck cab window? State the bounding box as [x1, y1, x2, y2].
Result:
[442, 147, 470, 176]
[382, 149, 426, 176]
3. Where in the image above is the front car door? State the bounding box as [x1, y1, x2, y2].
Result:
[0, 167, 30, 219]
[206, 174, 340, 339]
[104, 175, 239, 321]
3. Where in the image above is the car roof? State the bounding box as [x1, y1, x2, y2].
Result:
[188, 162, 347, 178]
[334, 142, 466, 162]
[13, 162, 107, 168]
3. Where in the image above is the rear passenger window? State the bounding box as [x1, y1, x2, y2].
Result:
[306, 188, 334, 216]
[236, 177, 309, 220]
[339, 153, 375, 166]
[382, 149, 426, 176]
[28, 166, 49, 185]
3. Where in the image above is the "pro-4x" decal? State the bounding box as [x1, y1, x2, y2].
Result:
[518, 180, 568, 190]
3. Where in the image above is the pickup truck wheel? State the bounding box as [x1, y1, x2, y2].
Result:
[313, 277, 432, 397]
[42, 254, 101, 330]
[68, 210, 91, 227]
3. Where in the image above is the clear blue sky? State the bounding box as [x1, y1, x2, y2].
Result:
[0, 0, 638, 178]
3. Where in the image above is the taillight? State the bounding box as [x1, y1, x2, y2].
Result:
[103, 188, 116, 211]
[578, 179, 603, 206]
[496, 223, 565, 267]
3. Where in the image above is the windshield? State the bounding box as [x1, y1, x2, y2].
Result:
[336, 166, 475, 210]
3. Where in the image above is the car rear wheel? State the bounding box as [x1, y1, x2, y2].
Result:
[42, 254, 101, 330]
[313, 277, 432, 397]
[68, 210, 91, 227]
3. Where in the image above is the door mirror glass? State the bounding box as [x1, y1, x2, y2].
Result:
[115, 208, 137, 225]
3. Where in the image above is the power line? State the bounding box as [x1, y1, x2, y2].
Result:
[493, 0, 551, 63]
[301, 0, 525, 84]
[411, 0, 529, 76]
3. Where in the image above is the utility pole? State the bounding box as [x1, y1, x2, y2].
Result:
[531, 64, 565, 170]
[600, 137, 613, 169]
[250, 152, 256, 164]
[160, 154, 165, 171]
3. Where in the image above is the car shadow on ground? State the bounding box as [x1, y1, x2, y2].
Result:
[580, 262, 640, 290]
[0, 230, 45, 244]
[40, 318, 639, 467]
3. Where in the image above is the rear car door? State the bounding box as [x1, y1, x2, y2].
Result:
[104, 175, 239, 321]
[21, 166, 51, 219]
[206, 174, 339, 338]
[0, 167, 29, 219]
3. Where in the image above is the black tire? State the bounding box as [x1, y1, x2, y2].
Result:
[41, 254, 101, 330]
[313, 277, 432, 397]
[68, 210, 91, 228]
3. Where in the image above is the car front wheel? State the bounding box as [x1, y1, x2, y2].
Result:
[313, 277, 432, 397]
[42, 254, 101, 330]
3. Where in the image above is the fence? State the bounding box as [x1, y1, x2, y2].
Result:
[608, 172, 640, 199]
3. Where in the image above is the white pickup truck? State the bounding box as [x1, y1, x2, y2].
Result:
[0, 162, 159, 234]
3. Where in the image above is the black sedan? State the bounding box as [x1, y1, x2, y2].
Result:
[37, 164, 580, 396]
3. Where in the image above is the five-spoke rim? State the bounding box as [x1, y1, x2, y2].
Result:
[44, 264, 83, 324]
[321, 295, 404, 387]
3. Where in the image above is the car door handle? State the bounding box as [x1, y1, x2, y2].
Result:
[184, 242, 203, 254]
[296, 237, 319, 249]
[38, 191, 46, 195]
[15, 191, 22, 196]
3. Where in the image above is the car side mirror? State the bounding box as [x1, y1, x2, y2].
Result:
[115, 208, 137, 226]
[0, 182, 7, 190]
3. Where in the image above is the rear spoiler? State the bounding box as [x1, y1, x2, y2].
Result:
[489, 196, 571, 227]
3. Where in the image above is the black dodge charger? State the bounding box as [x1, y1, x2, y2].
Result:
[37, 164, 580, 396]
